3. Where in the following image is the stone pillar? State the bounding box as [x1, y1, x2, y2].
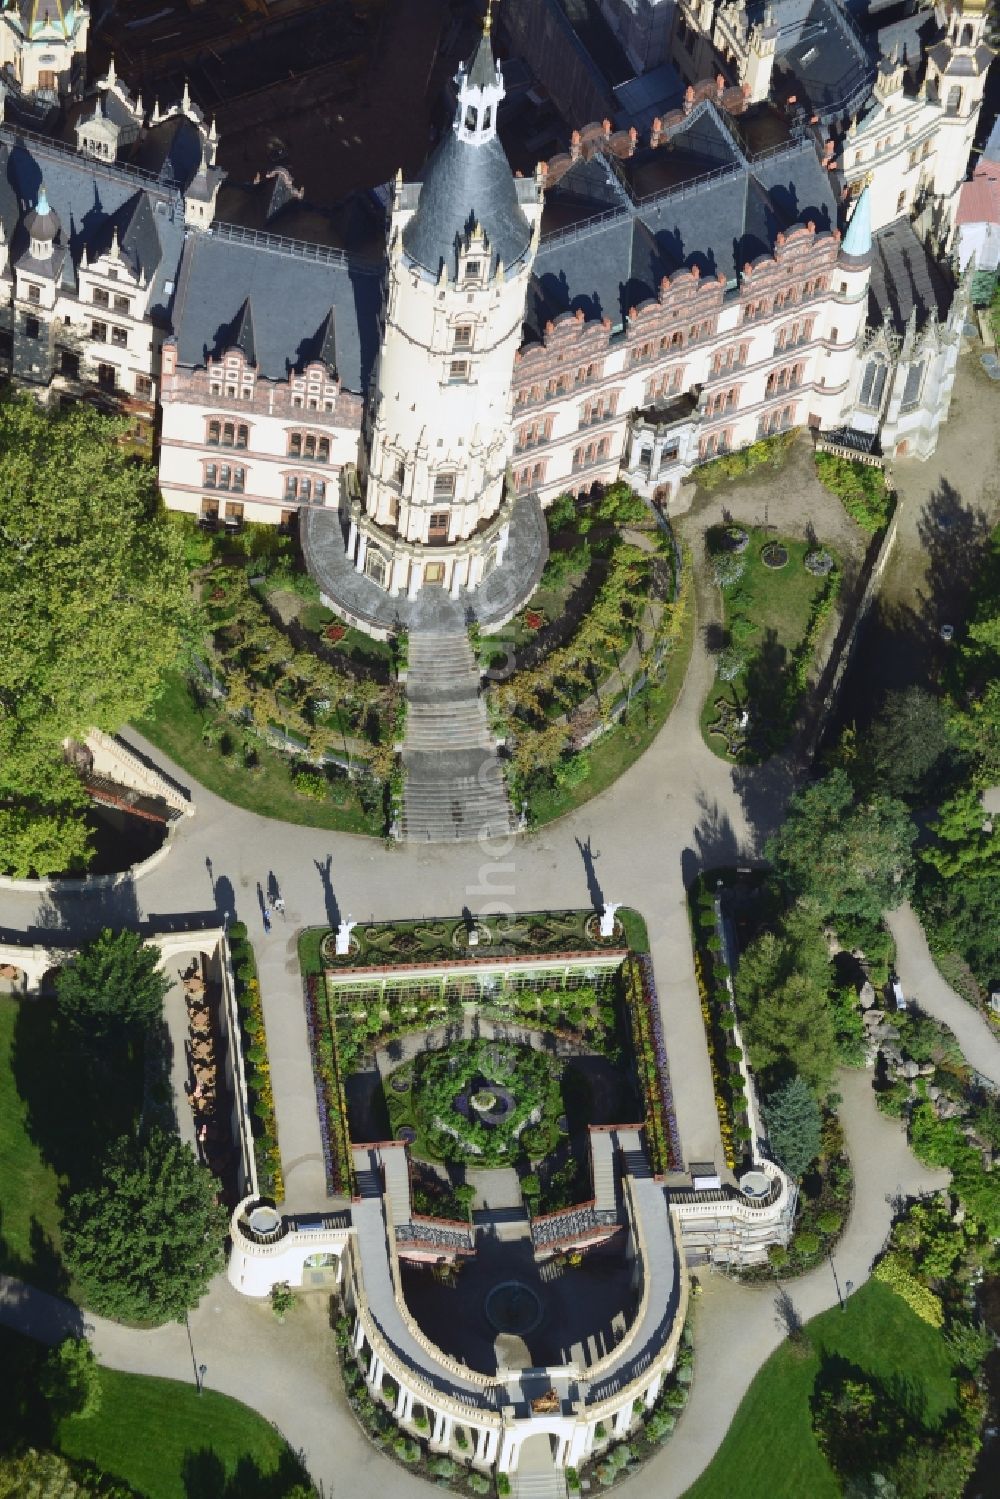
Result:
[613, 1404, 632, 1438]
[431, 1411, 447, 1447]
[395, 1386, 413, 1421]
[466, 553, 484, 591]
[407, 559, 423, 600]
[567, 1423, 592, 1467]
[352, 1316, 365, 1351]
[346, 517, 358, 558]
[475, 1428, 490, 1464]
[496, 521, 510, 567]
[368, 1354, 383, 1391]
[355, 532, 368, 575]
[482, 1429, 499, 1465]
[644, 1372, 662, 1408]
[449, 556, 463, 598]
[498, 1431, 518, 1473]
[556, 1435, 571, 1468]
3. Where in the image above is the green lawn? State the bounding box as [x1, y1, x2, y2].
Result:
[0, 995, 144, 1294]
[135, 670, 381, 835]
[528, 589, 696, 825]
[683, 1280, 958, 1499]
[0, 996, 63, 1285]
[3, 1327, 308, 1499]
[700, 530, 836, 762]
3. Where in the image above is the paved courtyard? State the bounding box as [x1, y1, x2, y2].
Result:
[2, 351, 999, 1496]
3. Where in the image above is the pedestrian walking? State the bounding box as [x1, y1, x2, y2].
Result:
[262, 907, 272, 934]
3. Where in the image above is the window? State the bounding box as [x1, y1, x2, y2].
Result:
[394, 458, 406, 488]
[304, 435, 316, 459]
[91, 320, 107, 342]
[429, 511, 449, 541]
[314, 479, 326, 502]
[464, 105, 478, 131]
[317, 437, 329, 462]
[225, 501, 244, 522]
[830, 326, 839, 342]
[896, 191, 907, 214]
[25, 316, 39, 340]
[289, 432, 302, 457]
[448, 359, 469, 383]
[93, 287, 110, 308]
[60, 350, 79, 378]
[433, 473, 456, 500]
[98, 364, 115, 391]
[464, 260, 481, 281]
[135, 374, 153, 398]
[205, 463, 218, 488]
[111, 326, 127, 348]
[859, 359, 888, 410]
[453, 325, 473, 349]
[208, 421, 221, 446]
[26, 283, 40, 304]
[901, 359, 925, 411]
[113, 295, 130, 315]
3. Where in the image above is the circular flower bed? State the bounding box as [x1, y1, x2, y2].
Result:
[804, 548, 834, 576]
[324, 623, 347, 644]
[407, 1039, 562, 1166]
[523, 609, 546, 631]
[760, 542, 788, 569]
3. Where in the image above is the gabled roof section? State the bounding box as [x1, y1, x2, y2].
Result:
[868, 217, 952, 331]
[86, 191, 163, 283]
[530, 105, 836, 331]
[221, 298, 256, 365]
[170, 232, 382, 389]
[19, 0, 73, 36]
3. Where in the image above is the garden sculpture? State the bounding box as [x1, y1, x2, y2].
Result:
[599, 901, 621, 939]
[335, 916, 358, 956]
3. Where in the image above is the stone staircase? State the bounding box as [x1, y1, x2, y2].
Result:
[511, 1463, 568, 1499]
[401, 631, 514, 842]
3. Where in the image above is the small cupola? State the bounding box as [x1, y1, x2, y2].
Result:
[25, 184, 60, 262]
[453, 9, 503, 146]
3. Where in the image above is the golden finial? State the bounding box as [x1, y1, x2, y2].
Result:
[484, 0, 496, 34]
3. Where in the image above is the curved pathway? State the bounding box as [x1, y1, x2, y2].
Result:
[885, 904, 1000, 1089]
[2, 421, 994, 1494]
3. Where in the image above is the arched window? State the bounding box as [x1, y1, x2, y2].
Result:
[464, 105, 478, 131]
[288, 432, 302, 457]
[207, 420, 220, 446]
[223, 422, 235, 446]
[304, 434, 316, 459]
[859, 358, 888, 410]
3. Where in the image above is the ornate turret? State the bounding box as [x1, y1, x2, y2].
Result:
[25, 184, 59, 263]
[841, 186, 872, 261]
[401, 21, 531, 281]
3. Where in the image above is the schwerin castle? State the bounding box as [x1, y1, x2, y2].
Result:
[0, 0, 992, 617]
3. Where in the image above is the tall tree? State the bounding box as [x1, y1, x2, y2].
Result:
[766, 770, 916, 933]
[55, 928, 170, 1039]
[63, 1130, 227, 1326]
[866, 687, 958, 801]
[0, 399, 193, 877]
[763, 1074, 823, 1178]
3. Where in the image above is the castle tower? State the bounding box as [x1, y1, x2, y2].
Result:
[925, 0, 995, 234]
[0, 0, 90, 98]
[347, 21, 544, 600]
[742, 7, 778, 106]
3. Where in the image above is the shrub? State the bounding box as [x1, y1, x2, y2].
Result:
[467, 1475, 490, 1495]
[872, 1252, 944, 1326]
[794, 1230, 820, 1257]
[270, 1281, 295, 1319]
[498, 1476, 512, 1496]
[38, 1337, 101, 1420]
[814, 452, 893, 534]
[817, 1210, 843, 1236]
[293, 766, 328, 800]
[768, 1244, 790, 1268]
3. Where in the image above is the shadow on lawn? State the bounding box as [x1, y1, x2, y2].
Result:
[182, 1448, 313, 1499]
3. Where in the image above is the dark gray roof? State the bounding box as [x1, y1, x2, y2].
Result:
[171, 231, 382, 389]
[0, 130, 185, 319]
[868, 216, 953, 330]
[751, 0, 876, 121]
[226, 299, 256, 365]
[528, 104, 836, 333]
[402, 130, 532, 279]
[466, 30, 500, 89]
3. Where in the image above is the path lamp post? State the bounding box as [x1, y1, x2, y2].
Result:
[196, 1363, 207, 1396]
[827, 1247, 844, 1310]
[843, 1279, 853, 1312]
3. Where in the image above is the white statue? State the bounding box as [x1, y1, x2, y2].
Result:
[335, 916, 357, 956]
[599, 901, 621, 939]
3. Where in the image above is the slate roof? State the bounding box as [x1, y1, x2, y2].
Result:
[750, 0, 876, 120]
[18, 0, 73, 35]
[0, 129, 185, 320]
[170, 230, 383, 390]
[466, 29, 500, 89]
[402, 128, 533, 279]
[527, 102, 837, 334]
[868, 216, 953, 329]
